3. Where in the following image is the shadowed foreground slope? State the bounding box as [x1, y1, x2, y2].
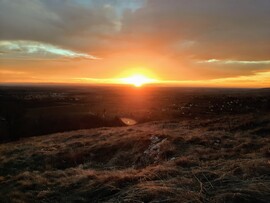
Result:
[0, 114, 270, 203]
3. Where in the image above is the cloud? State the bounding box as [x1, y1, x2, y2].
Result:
[158, 70, 270, 88]
[198, 59, 270, 65]
[0, 70, 27, 75]
[0, 40, 100, 60]
[0, 0, 145, 52]
[0, 0, 270, 82]
[121, 0, 270, 59]
[1, 0, 269, 59]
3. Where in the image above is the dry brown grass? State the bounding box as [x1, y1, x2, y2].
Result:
[0, 114, 270, 202]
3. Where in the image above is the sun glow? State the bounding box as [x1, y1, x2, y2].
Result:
[121, 74, 157, 87]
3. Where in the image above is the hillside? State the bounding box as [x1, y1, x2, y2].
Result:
[0, 114, 270, 202]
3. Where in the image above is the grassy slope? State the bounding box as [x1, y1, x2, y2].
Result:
[0, 114, 270, 203]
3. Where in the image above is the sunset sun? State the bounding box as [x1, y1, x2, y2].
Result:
[121, 74, 156, 87]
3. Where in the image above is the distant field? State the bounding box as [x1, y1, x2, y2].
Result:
[0, 86, 269, 142]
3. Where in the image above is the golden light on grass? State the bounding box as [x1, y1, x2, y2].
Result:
[120, 74, 157, 87]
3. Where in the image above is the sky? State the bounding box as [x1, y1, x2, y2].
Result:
[0, 0, 270, 87]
